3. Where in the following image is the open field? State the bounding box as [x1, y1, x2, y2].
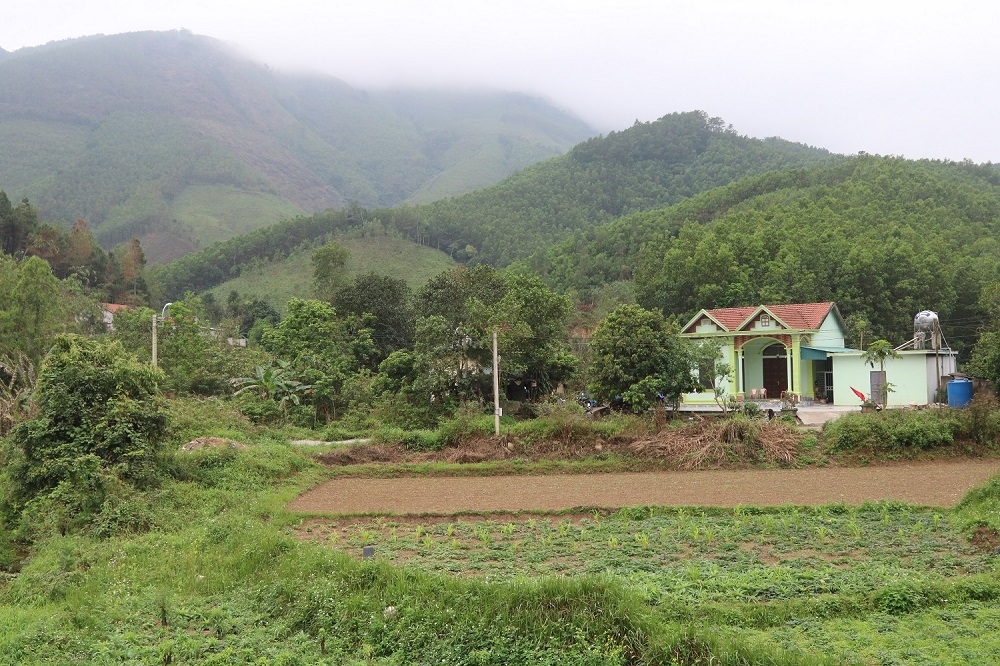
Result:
[288, 459, 1000, 664]
[289, 459, 1000, 514]
[6, 394, 1000, 664]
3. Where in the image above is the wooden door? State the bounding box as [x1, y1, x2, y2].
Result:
[762, 357, 788, 398]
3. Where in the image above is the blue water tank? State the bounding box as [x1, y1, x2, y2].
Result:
[947, 379, 973, 408]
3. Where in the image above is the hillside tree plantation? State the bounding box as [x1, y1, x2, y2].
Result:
[149, 111, 838, 302]
[0, 30, 594, 263]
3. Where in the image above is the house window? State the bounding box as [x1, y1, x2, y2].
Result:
[759, 314, 771, 327]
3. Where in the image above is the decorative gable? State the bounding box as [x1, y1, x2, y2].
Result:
[737, 306, 789, 332]
[694, 317, 719, 333]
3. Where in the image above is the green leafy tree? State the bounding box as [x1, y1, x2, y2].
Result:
[588, 304, 697, 411]
[862, 339, 900, 406]
[967, 284, 1000, 387]
[231, 361, 311, 419]
[261, 298, 376, 421]
[0, 192, 39, 256]
[0, 255, 95, 363]
[2, 336, 167, 532]
[407, 315, 487, 406]
[483, 273, 577, 393]
[311, 241, 350, 300]
[333, 272, 414, 359]
[405, 267, 576, 406]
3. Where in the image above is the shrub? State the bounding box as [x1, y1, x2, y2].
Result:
[956, 393, 1000, 446]
[234, 392, 282, 424]
[823, 409, 959, 454]
[371, 426, 444, 451]
[875, 582, 925, 615]
[436, 403, 495, 446]
[2, 336, 167, 521]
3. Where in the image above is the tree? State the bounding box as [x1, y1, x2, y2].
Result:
[845, 314, 872, 350]
[333, 272, 414, 359]
[311, 242, 350, 300]
[0, 192, 38, 256]
[231, 361, 311, 419]
[861, 339, 900, 406]
[406, 267, 577, 405]
[260, 298, 376, 421]
[2, 336, 167, 527]
[483, 273, 577, 393]
[0, 255, 75, 363]
[588, 304, 697, 411]
[117, 237, 148, 304]
[225, 291, 280, 338]
[967, 283, 1000, 387]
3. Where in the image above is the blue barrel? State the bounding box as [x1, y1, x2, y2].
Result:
[947, 379, 973, 408]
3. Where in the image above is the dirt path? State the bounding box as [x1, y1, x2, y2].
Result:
[288, 459, 1000, 515]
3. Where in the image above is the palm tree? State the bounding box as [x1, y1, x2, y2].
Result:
[861, 339, 900, 407]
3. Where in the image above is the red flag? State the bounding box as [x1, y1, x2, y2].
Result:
[850, 386, 866, 402]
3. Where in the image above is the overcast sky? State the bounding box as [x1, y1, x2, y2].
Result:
[4, 1, 998, 162]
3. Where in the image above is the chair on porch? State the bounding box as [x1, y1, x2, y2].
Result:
[749, 388, 767, 400]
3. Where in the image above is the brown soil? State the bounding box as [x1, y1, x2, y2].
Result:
[289, 459, 1000, 515]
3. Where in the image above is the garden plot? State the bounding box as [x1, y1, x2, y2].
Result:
[296, 502, 1000, 664]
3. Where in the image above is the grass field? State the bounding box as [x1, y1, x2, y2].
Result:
[2, 398, 1000, 664]
[170, 185, 306, 249]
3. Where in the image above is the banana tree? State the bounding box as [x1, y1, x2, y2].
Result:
[231, 361, 312, 416]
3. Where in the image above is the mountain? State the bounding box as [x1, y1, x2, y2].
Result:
[540, 155, 1000, 352]
[0, 30, 593, 262]
[151, 111, 842, 299]
[407, 111, 841, 265]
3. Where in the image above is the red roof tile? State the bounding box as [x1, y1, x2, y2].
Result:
[704, 306, 757, 330]
[702, 302, 834, 331]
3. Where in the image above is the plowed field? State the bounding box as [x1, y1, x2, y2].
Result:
[289, 459, 1000, 515]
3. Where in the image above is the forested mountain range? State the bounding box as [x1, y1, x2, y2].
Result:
[151, 111, 840, 299]
[0, 30, 592, 262]
[411, 111, 840, 265]
[536, 156, 1000, 353]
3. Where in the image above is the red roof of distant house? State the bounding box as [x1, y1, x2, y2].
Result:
[101, 303, 131, 313]
[700, 302, 835, 332]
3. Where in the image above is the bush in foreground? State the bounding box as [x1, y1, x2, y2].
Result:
[822, 409, 960, 454]
[1, 335, 167, 539]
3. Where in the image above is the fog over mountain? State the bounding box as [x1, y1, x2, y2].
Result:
[4, 1, 999, 163]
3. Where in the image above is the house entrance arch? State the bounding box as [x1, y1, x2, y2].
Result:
[738, 336, 791, 398]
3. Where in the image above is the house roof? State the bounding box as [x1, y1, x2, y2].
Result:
[101, 303, 131, 313]
[683, 302, 837, 333]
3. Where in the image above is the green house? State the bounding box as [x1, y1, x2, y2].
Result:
[679, 302, 853, 405]
[679, 302, 958, 407]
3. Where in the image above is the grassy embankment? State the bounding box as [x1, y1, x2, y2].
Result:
[1, 398, 999, 664]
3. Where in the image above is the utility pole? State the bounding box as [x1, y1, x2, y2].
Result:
[152, 302, 172, 368]
[493, 329, 501, 436]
